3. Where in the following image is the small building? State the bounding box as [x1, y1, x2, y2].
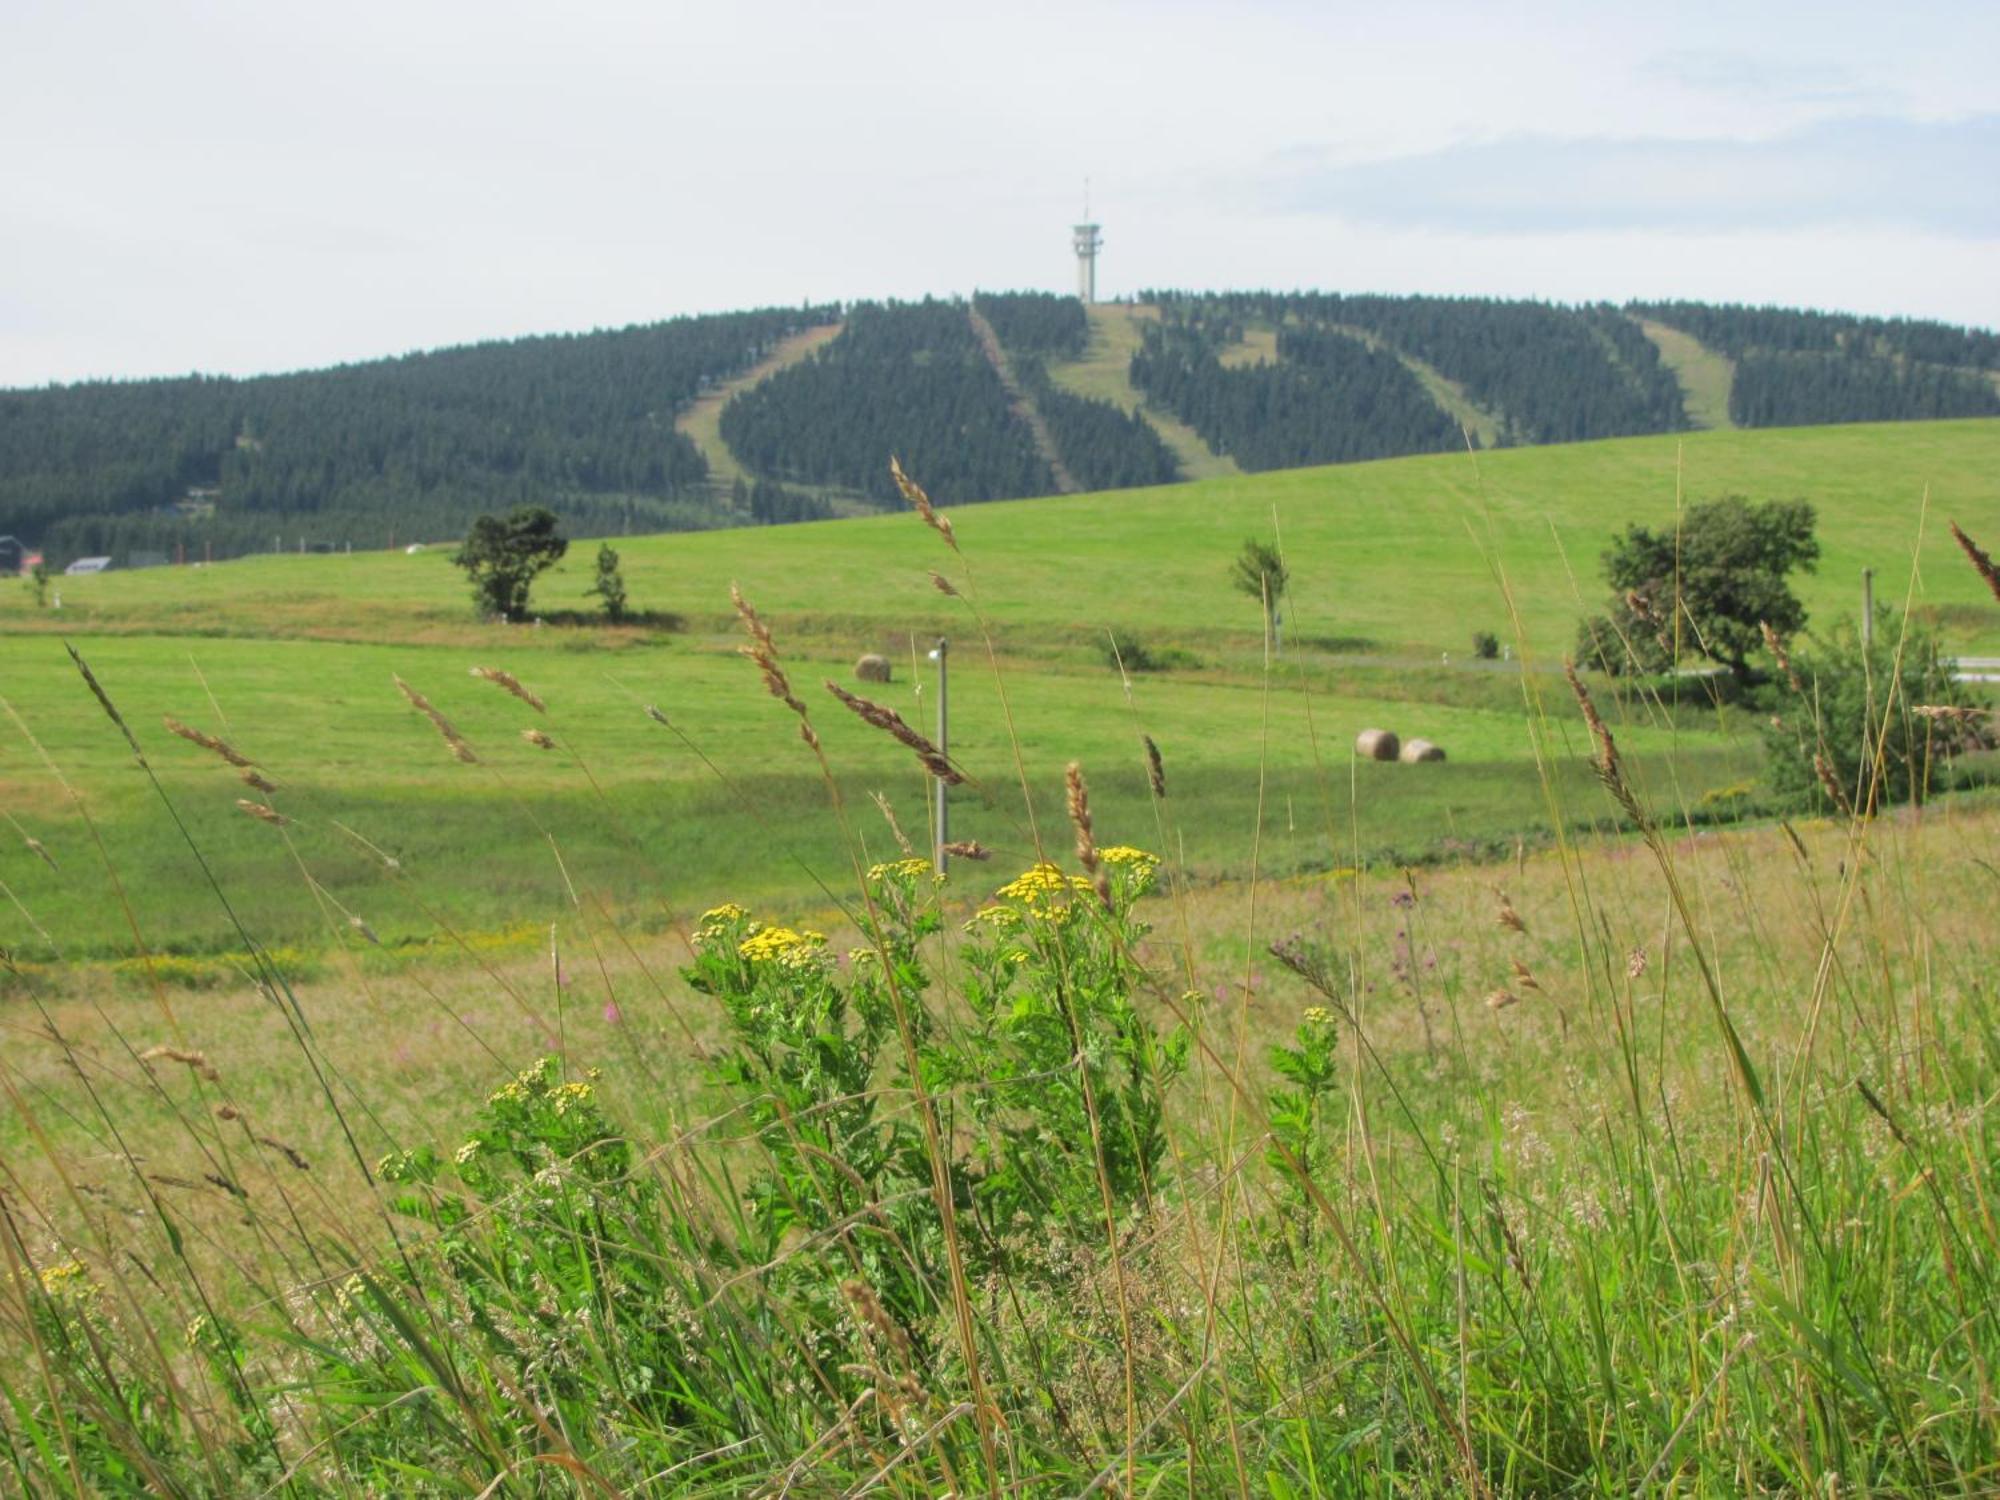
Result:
[64, 556, 112, 576]
[0, 536, 23, 575]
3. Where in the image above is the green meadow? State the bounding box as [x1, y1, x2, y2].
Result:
[2, 419, 1993, 961]
[4, 418, 2000, 1495]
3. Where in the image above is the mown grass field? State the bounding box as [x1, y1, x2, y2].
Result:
[1, 420, 1994, 961]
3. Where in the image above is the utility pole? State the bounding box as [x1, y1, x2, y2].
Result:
[931, 637, 949, 873]
[1862, 567, 1875, 650]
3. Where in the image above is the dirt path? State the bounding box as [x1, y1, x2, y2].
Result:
[1047, 304, 1239, 481]
[675, 322, 844, 491]
[965, 305, 1081, 494]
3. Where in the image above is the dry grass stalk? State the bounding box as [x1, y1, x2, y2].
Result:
[1563, 661, 1644, 825]
[1065, 762, 1113, 909]
[889, 456, 957, 552]
[1759, 621, 1805, 696]
[239, 767, 279, 794]
[1143, 734, 1166, 799]
[1510, 958, 1540, 991]
[394, 676, 477, 764]
[1485, 989, 1520, 1011]
[732, 584, 821, 753]
[471, 666, 547, 714]
[870, 792, 915, 856]
[236, 798, 288, 826]
[348, 915, 381, 945]
[22, 834, 55, 870]
[1913, 704, 1986, 723]
[257, 1134, 311, 1171]
[1627, 947, 1648, 979]
[521, 729, 557, 751]
[1813, 752, 1855, 816]
[1950, 521, 2000, 603]
[823, 681, 961, 784]
[142, 1045, 220, 1081]
[163, 715, 252, 768]
[941, 840, 991, 861]
[1494, 892, 1526, 934]
[929, 570, 959, 597]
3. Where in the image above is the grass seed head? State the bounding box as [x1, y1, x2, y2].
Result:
[471, 666, 547, 714]
[941, 840, 991, 861]
[394, 676, 477, 763]
[1065, 762, 1113, 908]
[163, 715, 252, 767]
[890, 455, 957, 551]
[142, 1045, 220, 1081]
[521, 728, 557, 751]
[1143, 734, 1166, 799]
[236, 798, 288, 826]
[1949, 520, 2000, 603]
[824, 680, 962, 783]
[239, 767, 279, 794]
[1563, 661, 1644, 825]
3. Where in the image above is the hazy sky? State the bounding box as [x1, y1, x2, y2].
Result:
[4, 0, 1996, 386]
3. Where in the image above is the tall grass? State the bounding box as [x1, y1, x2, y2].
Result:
[1, 488, 1996, 1497]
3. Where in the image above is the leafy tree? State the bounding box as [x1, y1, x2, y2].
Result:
[1587, 497, 1820, 679]
[586, 543, 628, 623]
[26, 560, 49, 608]
[1761, 614, 1991, 813]
[1230, 539, 1289, 642]
[457, 506, 567, 621]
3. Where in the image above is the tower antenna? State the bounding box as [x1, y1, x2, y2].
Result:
[1071, 180, 1102, 305]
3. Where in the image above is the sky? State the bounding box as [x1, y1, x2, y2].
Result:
[3, 0, 1996, 387]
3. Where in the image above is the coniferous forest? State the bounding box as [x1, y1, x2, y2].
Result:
[2, 291, 1994, 566]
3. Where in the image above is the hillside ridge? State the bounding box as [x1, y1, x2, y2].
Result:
[6, 292, 1996, 568]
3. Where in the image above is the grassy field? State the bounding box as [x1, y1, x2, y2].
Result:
[2, 416, 1998, 1493]
[1638, 318, 1737, 431]
[2, 420, 1993, 961]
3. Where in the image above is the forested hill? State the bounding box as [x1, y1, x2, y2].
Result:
[4, 292, 1996, 567]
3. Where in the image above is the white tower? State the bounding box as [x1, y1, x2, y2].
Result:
[1072, 184, 1102, 304]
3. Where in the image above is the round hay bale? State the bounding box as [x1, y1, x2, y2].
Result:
[854, 653, 892, 684]
[1399, 738, 1446, 764]
[1355, 728, 1400, 762]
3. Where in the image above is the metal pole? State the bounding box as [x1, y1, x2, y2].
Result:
[1862, 567, 1874, 650]
[933, 636, 949, 874]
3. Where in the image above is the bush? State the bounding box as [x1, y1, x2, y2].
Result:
[585, 542, 628, 623]
[1760, 613, 1992, 813]
[1471, 630, 1500, 660]
[1096, 632, 1202, 673]
[455, 505, 567, 621]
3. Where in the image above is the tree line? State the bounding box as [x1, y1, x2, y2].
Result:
[1128, 317, 1462, 469]
[2, 306, 837, 563]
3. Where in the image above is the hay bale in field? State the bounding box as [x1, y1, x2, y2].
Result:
[1355, 728, 1400, 761]
[855, 653, 892, 684]
[1399, 738, 1446, 763]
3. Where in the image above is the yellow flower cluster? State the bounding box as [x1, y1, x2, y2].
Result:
[1099, 845, 1158, 870]
[698, 902, 750, 934]
[867, 857, 937, 883]
[1303, 1006, 1334, 1028]
[738, 925, 828, 967]
[551, 1081, 595, 1117]
[38, 1260, 95, 1299]
[996, 863, 1095, 907]
[965, 904, 1020, 931]
[454, 1138, 484, 1165]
